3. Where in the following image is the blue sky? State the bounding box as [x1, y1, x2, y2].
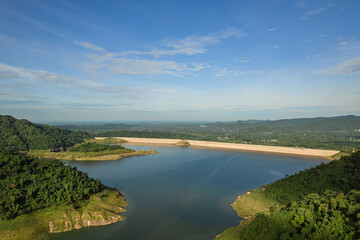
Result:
[0, 0, 359, 122]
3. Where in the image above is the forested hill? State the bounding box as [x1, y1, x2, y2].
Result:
[219, 151, 360, 240]
[0, 115, 89, 151]
[205, 115, 360, 132]
[0, 151, 104, 220]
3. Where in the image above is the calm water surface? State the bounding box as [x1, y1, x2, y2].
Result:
[50, 144, 325, 240]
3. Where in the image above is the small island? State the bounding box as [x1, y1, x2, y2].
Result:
[174, 139, 191, 147]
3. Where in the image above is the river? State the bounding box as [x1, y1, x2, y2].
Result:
[49, 144, 325, 240]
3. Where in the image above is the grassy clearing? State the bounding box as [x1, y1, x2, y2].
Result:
[328, 151, 350, 160]
[27, 149, 157, 161]
[0, 188, 126, 240]
[216, 189, 282, 240]
[231, 189, 282, 218]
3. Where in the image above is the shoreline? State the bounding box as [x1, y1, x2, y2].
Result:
[95, 137, 339, 158]
[0, 188, 126, 240]
[27, 150, 158, 161]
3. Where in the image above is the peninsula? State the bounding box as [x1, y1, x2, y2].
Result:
[216, 151, 360, 239]
[27, 140, 157, 161]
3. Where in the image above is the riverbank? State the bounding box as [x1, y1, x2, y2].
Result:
[95, 137, 339, 158]
[0, 188, 127, 240]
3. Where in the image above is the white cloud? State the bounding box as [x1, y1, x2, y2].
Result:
[125, 28, 247, 57]
[215, 68, 261, 77]
[85, 54, 208, 77]
[301, 3, 334, 20]
[235, 58, 249, 63]
[75, 41, 106, 52]
[314, 57, 360, 75]
[77, 28, 245, 77]
[0, 62, 141, 93]
[337, 41, 347, 46]
[110, 58, 188, 77]
[268, 28, 277, 32]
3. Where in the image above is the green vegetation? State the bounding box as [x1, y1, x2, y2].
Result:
[0, 188, 126, 240]
[0, 115, 89, 151]
[27, 142, 157, 161]
[231, 190, 281, 219]
[58, 115, 360, 152]
[68, 142, 127, 152]
[264, 153, 360, 204]
[217, 151, 360, 240]
[0, 117, 152, 239]
[28, 149, 157, 161]
[0, 151, 104, 220]
[96, 130, 204, 141]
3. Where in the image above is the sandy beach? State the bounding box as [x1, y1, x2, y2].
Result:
[95, 137, 339, 158]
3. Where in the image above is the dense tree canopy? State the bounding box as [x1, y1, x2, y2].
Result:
[235, 190, 360, 240]
[0, 151, 104, 220]
[68, 142, 126, 152]
[224, 151, 360, 240]
[0, 115, 89, 151]
[264, 151, 360, 204]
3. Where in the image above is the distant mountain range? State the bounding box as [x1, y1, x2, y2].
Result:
[55, 115, 360, 133]
[206, 115, 360, 132]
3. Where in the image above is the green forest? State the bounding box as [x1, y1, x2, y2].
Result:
[0, 115, 89, 151]
[0, 151, 104, 220]
[219, 151, 360, 239]
[227, 190, 360, 240]
[68, 142, 126, 152]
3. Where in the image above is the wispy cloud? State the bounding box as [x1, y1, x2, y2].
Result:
[215, 68, 261, 77]
[109, 58, 206, 77]
[0, 4, 65, 38]
[75, 41, 106, 52]
[235, 58, 249, 63]
[146, 28, 247, 57]
[301, 3, 335, 20]
[0, 62, 143, 94]
[314, 57, 360, 75]
[336, 41, 347, 46]
[0, 99, 48, 105]
[76, 29, 243, 77]
[268, 28, 277, 32]
[76, 28, 246, 58]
